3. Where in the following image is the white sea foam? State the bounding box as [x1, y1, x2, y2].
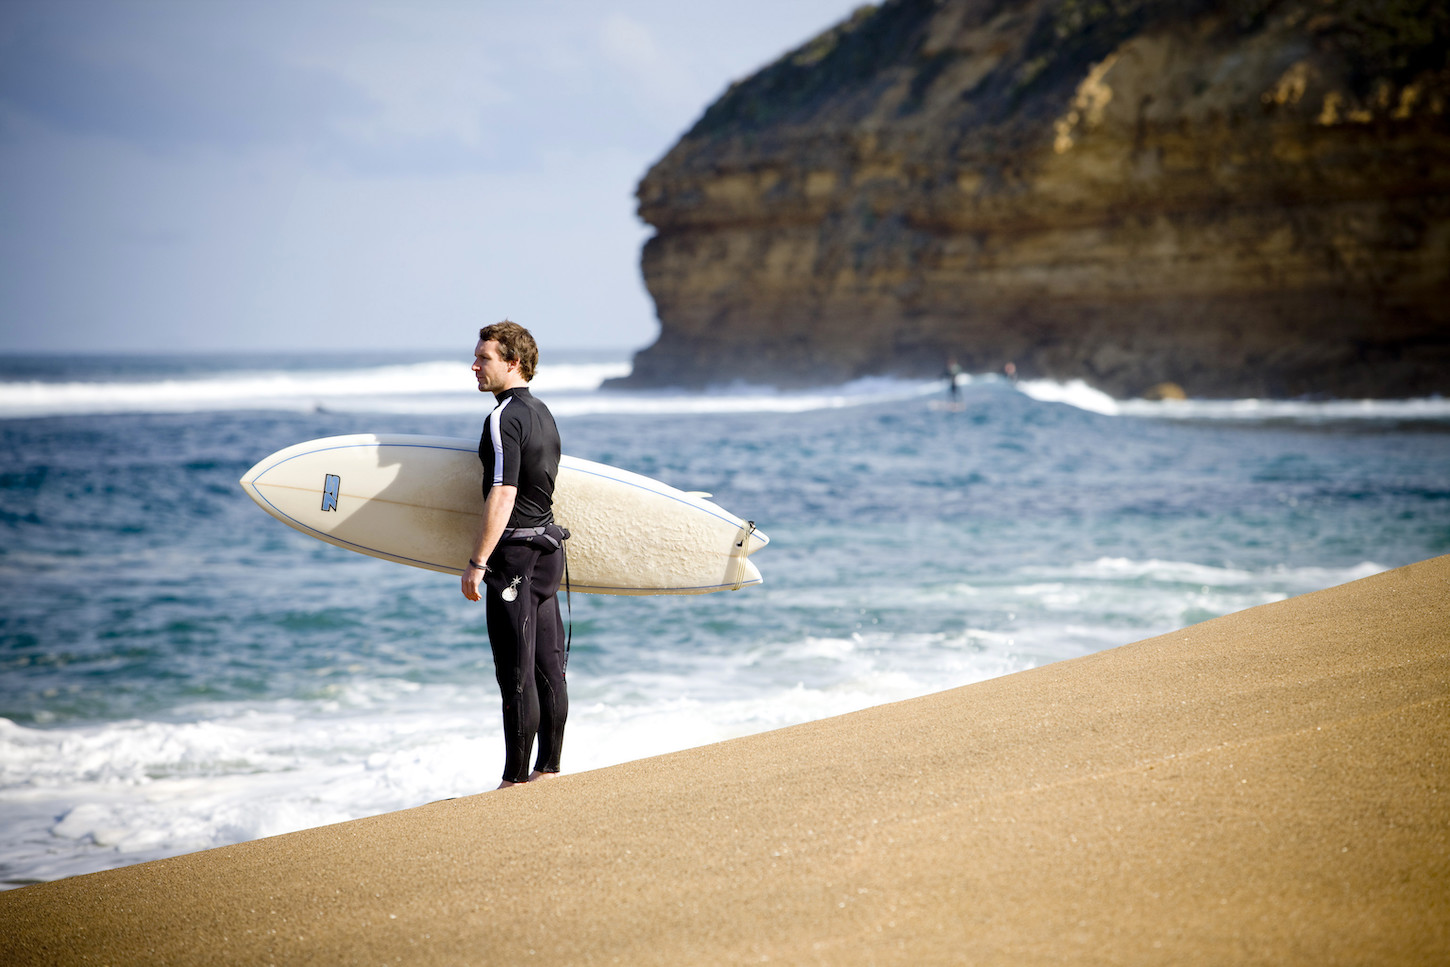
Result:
[0, 361, 945, 419]
[1117, 395, 1450, 422]
[1048, 557, 1388, 588]
[0, 361, 632, 418]
[933, 558, 1389, 652]
[0, 626, 1027, 886]
[1016, 378, 1450, 422]
[1015, 378, 1122, 414]
[5, 358, 1441, 422]
[544, 376, 942, 418]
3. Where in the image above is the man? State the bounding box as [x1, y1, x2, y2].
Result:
[462, 321, 569, 788]
[943, 356, 964, 403]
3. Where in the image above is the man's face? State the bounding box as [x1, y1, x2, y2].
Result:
[472, 339, 516, 395]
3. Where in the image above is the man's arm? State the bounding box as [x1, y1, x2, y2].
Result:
[461, 484, 517, 602]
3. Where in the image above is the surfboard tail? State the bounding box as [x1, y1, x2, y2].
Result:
[728, 521, 764, 590]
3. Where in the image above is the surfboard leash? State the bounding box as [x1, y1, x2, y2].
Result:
[562, 545, 572, 657]
[730, 521, 757, 590]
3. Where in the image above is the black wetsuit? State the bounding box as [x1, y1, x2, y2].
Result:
[478, 386, 567, 783]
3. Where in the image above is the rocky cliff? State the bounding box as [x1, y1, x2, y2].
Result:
[617, 0, 1450, 398]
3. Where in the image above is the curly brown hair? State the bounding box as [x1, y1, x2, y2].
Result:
[478, 320, 539, 382]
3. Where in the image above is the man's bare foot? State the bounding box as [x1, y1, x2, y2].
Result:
[496, 772, 558, 788]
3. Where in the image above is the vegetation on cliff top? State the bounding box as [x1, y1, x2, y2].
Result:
[685, 0, 1450, 143]
[1329, 0, 1450, 90]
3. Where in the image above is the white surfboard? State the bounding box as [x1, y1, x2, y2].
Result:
[239, 434, 769, 595]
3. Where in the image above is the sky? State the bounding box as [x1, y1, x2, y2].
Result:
[0, 0, 864, 356]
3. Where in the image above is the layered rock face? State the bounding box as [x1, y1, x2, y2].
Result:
[619, 0, 1450, 398]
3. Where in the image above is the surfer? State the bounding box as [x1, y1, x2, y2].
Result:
[943, 357, 964, 403]
[462, 321, 570, 789]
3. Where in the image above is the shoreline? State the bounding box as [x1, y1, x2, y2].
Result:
[3, 556, 1447, 965]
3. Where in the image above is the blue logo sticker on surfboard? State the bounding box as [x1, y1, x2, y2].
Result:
[321, 474, 341, 512]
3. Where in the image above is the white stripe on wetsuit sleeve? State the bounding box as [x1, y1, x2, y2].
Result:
[488, 397, 512, 487]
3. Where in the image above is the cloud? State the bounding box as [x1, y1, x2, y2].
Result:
[279, 5, 514, 168]
[597, 12, 704, 115]
[0, 1, 555, 175]
[600, 12, 660, 64]
[0, 2, 376, 154]
[0, 0, 867, 354]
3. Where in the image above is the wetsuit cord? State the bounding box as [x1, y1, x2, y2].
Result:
[563, 544, 572, 655]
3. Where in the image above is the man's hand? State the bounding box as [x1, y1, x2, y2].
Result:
[462, 561, 486, 601]
[463, 484, 515, 601]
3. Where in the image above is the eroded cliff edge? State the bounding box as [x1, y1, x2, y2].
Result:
[617, 0, 1450, 398]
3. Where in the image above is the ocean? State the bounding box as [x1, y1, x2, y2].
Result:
[2, 350, 1448, 889]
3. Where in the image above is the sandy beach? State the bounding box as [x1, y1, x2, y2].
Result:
[3, 555, 1446, 965]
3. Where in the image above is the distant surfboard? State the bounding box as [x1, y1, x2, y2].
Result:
[239, 434, 768, 595]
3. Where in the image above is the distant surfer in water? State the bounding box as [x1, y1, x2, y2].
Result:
[462, 321, 570, 789]
[943, 357, 964, 403]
